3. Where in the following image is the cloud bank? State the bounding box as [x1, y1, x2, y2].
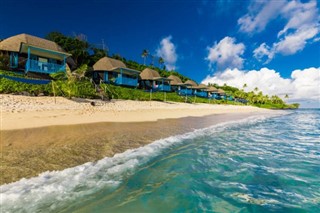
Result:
[206, 36, 245, 71]
[239, 0, 320, 63]
[202, 67, 320, 108]
[156, 36, 177, 71]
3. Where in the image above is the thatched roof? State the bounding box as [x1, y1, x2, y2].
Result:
[217, 89, 225, 94]
[206, 86, 218, 92]
[194, 83, 208, 89]
[184, 80, 198, 87]
[140, 68, 162, 80]
[0, 33, 67, 54]
[168, 75, 183, 85]
[93, 57, 126, 71]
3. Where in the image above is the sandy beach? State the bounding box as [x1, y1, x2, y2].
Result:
[1, 94, 270, 130]
[1, 94, 279, 185]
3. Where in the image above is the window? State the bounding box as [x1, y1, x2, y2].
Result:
[10, 52, 18, 68]
[38, 57, 48, 71]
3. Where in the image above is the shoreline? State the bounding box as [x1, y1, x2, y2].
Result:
[0, 94, 284, 185]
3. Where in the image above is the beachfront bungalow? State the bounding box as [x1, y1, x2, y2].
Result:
[216, 89, 227, 100]
[207, 88, 234, 100]
[167, 75, 183, 92]
[194, 84, 209, 98]
[167, 75, 191, 93]
[0, 33, 71, 75]
[92, 57, 140, 87]
[181, 80, 197, 96]
[206, 86, 219, 99]
[183, 80, 209, 98]
[139, 68, 171, 92]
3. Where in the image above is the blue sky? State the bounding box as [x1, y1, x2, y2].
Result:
[1, 0, 319, 107]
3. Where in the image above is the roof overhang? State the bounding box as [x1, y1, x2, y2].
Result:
[153, 77, 172, 82]
[194, 86, 208, 90]
[19, 43, 71, 61]
[111, 67, 140, 76]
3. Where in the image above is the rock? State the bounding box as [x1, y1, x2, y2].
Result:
[21, 91, 30, 96]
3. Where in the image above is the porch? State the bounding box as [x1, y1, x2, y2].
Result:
[19, 43, 71, 74]
[155, 78, 171, 92]
[195, 90, 208, 98]
[178, 88, 193, 96]
[27, 59, 66, 74]
[105, 68, 140, 87]
[114, 76, 138, 87]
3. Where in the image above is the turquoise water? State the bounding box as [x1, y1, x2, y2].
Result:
[1, 110, 320, 212]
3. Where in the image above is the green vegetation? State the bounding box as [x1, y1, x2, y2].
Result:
[45, 32, 107, 67]
[210, 83, 299, 109]
[0, 70, 97, 98]
[0, 68, 298, 109]
[0, 31, 299, 109]
[100, 84, 238, 105]
[0, 52, 10, 70]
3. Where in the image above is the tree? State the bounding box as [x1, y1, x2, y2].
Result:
[285, 94, 289, 99]
[243, 83, 247, 89]
[112, 53, 124, 61]
[150, 54, 155, 67]
[0, 52, 9, 70]
[141, 49, 149, 65]
[89, 47, 107, 66]
[46, 32, 90, 66]
[158, 57, 164, 69]
[73, 64, 89, 80]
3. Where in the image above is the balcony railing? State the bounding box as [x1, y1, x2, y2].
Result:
[178, 88, 193, 96]
[115, 76, 138, 87]
[209, 93, 220, 99]
[195, 91, 208, 98]
[157, 84, 171, 92]
[27, 59, 65, 74]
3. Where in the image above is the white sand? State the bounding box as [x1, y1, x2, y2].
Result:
[1, 94, 272, 130]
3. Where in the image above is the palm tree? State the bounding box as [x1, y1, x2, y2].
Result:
[150, 54, 155, 67]
[257, 91, 264, 104]
[141, 49, 149, 65]
[243, 83, 247, 89]
[285, 94, 289, 99]
[158, 57, 164, 69]
[271, 95, 284, 104]
[254, 87, 259, 94]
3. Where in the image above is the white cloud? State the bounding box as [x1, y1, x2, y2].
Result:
[202, 67, 320, 108]
[238, 0, 286, 34]
[206, 37, 245, 71]
[278, 0, 318, 37]
[156, 36, 177, 71]
[253, 43, 273, 63]
[240, 0, 320, 63]
[275, 26, 318, 55]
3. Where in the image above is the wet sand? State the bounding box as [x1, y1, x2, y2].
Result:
[0, 112, 273, 185]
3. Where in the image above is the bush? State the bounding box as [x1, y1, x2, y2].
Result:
[0, 53, 10, 70]
[0, 77, 52, 95]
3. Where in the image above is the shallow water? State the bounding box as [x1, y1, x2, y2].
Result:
[1, 109, 319, 212]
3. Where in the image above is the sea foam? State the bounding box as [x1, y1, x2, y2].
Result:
[0, 114, 278, 212]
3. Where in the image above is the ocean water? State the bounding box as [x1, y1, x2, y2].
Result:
[1, 109, 320, 213]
